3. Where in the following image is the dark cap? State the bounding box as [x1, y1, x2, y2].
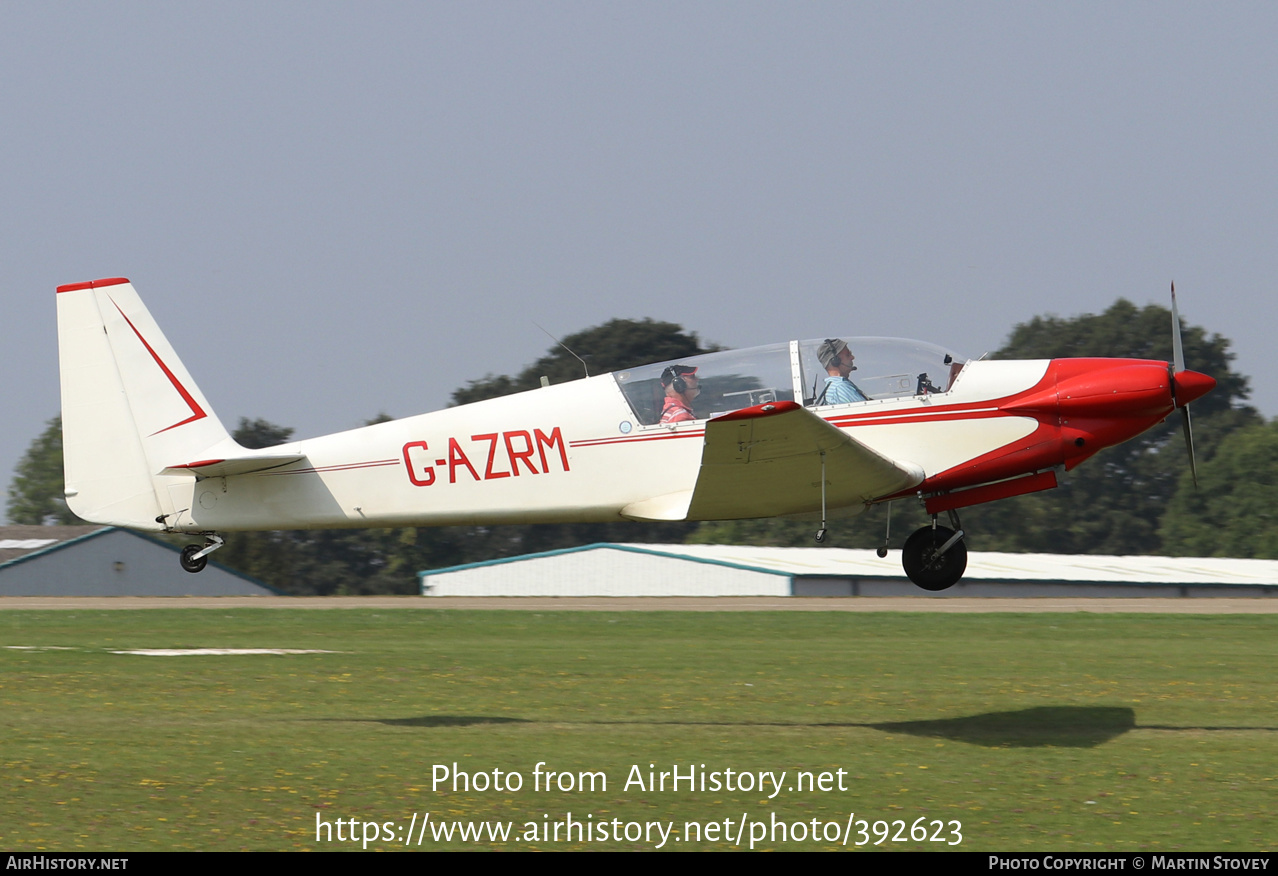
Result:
[817, 338, 848, 370]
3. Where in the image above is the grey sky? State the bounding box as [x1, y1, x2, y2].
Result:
[4, 3, 1276, 519]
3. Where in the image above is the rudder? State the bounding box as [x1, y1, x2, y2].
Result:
[56, 278, 233, 529]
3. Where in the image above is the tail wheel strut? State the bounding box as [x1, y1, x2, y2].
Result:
[179, 534, 224, 574]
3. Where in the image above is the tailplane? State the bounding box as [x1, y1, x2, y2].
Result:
[56, 278, 234, 529]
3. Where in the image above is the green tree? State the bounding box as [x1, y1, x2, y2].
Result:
[227, 322, 715, 585]
[232, 417, 294, 449]
[963, 299, 1258, 555]
[1160, 419, 1278, 558]
[6, 413, 460, 592]
[207, 418, 298, 588]
[214, 417, 431, 594]
[415, 319, 724, 565]
[7, 416, 83, 525]
[691, 299, 1258, 556]
[452, 318, 715, 405]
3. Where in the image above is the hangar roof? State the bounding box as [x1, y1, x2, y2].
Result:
[0, 525, 107, 566]
[422, 543, 1278, 588]
[0, 525, 277, 596]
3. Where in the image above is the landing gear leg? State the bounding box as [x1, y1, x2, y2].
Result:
[814, 450, 828, 544]
[179, 533, 225, 574]
[876, 501, 892, 558]
[901, 512, 967, 591]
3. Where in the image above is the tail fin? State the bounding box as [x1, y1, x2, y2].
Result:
[56, 278, 233, 529]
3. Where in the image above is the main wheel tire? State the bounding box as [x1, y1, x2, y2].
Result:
[180, 544, 208, 574]
[902, 525, 966, 591]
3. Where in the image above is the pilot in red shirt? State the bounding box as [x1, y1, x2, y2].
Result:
[659, 365, 700, 424]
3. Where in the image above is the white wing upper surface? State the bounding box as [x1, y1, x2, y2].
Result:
[624, 402, 924, 522]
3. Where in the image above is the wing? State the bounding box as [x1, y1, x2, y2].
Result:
[622, 401, 925, 521]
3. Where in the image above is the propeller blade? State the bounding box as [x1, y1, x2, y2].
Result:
[1181, 405, 1199, 489]
[1170, 282, 1203, 488]
[1171, 281, 1185, 375]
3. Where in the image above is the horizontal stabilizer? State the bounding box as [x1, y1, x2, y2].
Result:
[161, 453, 307, 479]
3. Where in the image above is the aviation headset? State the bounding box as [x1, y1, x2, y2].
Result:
[661, 365, 698, 394]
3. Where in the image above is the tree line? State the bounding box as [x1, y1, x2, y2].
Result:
[8, 305, 1275, 593]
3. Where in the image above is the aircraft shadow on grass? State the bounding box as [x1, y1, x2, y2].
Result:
[866, 706, 1135, 748]
[360, 706, 1277, 748]
[359, 706, 1134, 747]
[374, 716, 532, 728]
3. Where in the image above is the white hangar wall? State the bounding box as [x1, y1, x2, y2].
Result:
[418, 543, 1278, 598]
[420, 545, 790, 597]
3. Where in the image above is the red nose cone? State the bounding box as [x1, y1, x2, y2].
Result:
[1172, 369, 1216, 407]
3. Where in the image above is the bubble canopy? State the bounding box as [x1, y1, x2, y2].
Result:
[613, 337, 967, 427]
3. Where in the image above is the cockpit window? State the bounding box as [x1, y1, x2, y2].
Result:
[613, 338, 966, 425]
[614, 342, 794, 426]
[798, 337, 966, 407]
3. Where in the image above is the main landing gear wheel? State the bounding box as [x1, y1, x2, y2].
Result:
[180, 544, 208, 574]
[902, 525, 967, 591]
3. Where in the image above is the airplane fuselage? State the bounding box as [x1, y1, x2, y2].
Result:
[55, 278, 1215, 589]
[153, 356, 1193, 533]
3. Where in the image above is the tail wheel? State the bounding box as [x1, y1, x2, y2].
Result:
[902, 525, 966, 591]
[180, 544, 208, 574]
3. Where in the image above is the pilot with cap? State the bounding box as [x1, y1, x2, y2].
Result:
[816, 339, 868, 405]
[659, 364, 700, 424]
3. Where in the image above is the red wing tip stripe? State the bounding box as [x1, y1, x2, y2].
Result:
[262, 459, 400, 476]
[56, 277, 130, 293]
[174, 459, 226, 469]
[710, 400, 801, 422]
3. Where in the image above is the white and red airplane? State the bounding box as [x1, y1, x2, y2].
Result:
[56, 277, 1215, 590]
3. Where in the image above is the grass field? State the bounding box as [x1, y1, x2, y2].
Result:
[1, 608, 1274, 851]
